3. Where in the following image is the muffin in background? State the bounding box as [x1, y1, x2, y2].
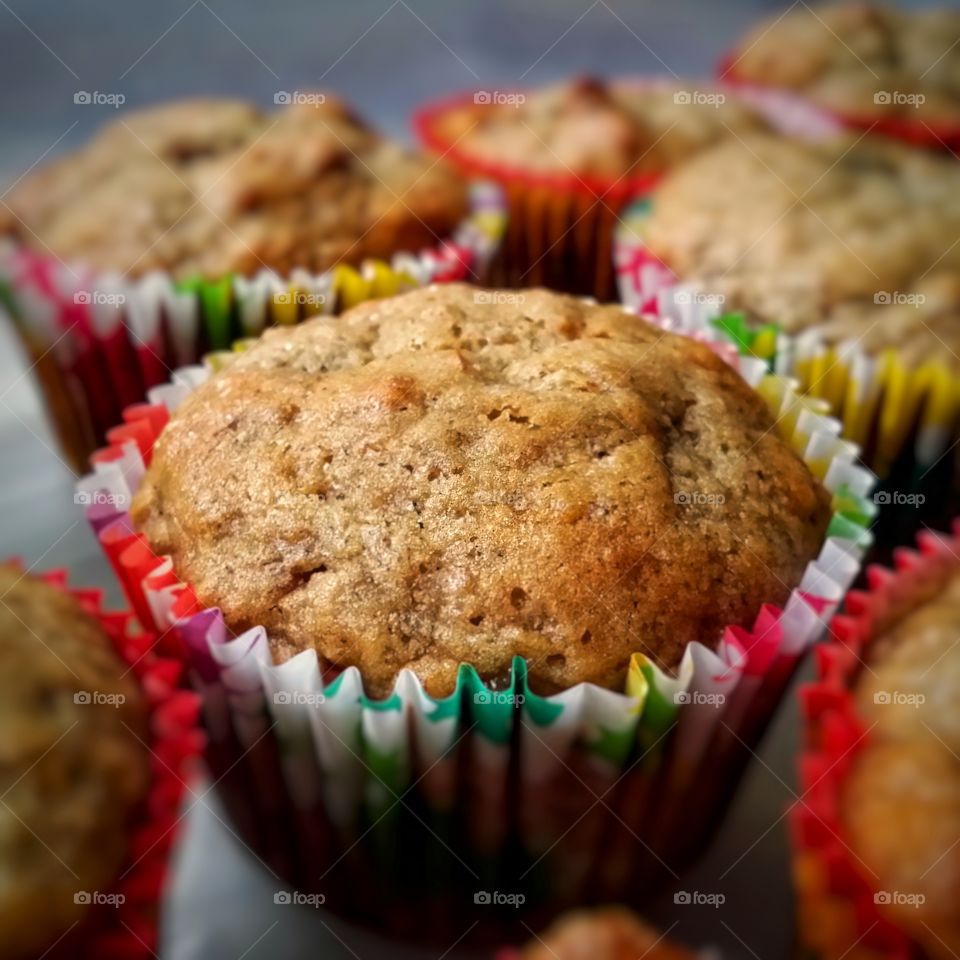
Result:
[130, 283, 832, 698]
[793, 527, 960, 960]
[416, 76, 772, 299]
[1, 95, 468, 280]
[0, 565, 149, 960]
[506, 906, 696, 960]
[723, 4, 960, 142]
[643, 132, 960, 371]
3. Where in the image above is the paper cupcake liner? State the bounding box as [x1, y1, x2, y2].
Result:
[0, 182, 506, 473]
[789, 520, 960, 960]
[414, 79, 838, 302]
[718, 55, 960, 151]
[615, 198, 960, 551]
[73, 303, 875, 944]
[0, 561, 204, 959]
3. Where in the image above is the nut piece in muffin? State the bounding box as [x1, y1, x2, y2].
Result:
[0, 95, 468, 280]
[0, 566, 149, 960]
[429, 75, 771, 181]
[726, 4, 960, 126]
[516, 906, 695, 960]
[644, 132, 960, 369]
[840, 567, 960, 959]
[132, 285, 831, 699]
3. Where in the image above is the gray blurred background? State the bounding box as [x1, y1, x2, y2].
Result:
[0, 1, 955, 958]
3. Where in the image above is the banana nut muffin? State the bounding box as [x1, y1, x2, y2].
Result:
[132, 285, 831, 698]
[840, 566, 960, 960]
[0, 566, 149, 960]
[428, 75, 770, 180]
[644, 132, 960, 369]
[0, 95, 468, 280]
[516, 907, 695, 960]
[726, 4, 960, 126]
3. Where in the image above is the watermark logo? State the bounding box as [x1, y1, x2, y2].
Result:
[674, 290, 725, 307]
[674, 691, 726, 707]
[273, 690, 326, 708]
[74, 891, 125, 907]
[873, 491, 925, 507]
[274, 91, 326, 107]
[74, 290, 126, 307]
[874, 91, 925, 108]
[474, 291, 525, 306]
[874, 291, 925, 307]
[674, 890, 726, 908]
[74, 490, 129, 509]
[874, 890, 925, 907]
[474, 890, 526, 907]
[274, 291, 326, 308]
[273, 890, 326, 907]
[74, 691, 126, 707]
[473, 90, 526, 107]
[873, 691, 925, 708]
[473, 690, 525, 707]
[673, 90, 726, 107]
[74, 91, 125, 108]
[674, 491, 726, 507]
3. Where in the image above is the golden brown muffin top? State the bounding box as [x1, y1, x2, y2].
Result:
[1, 96, 468, 281]
[132, 285, 830, 699]
[519, 907, 695, 960]
[0, 566, 149, 960]
[644, 132, 960, 369]
[429, 76, 770, 179]
[841, 567, 960, 959]
[727, 4, 960, 125]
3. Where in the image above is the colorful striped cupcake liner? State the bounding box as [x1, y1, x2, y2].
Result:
[75, 308, 874, 945]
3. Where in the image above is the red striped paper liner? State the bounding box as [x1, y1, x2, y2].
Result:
[3, 562, 205, 959]
[789, 521, 960, 960]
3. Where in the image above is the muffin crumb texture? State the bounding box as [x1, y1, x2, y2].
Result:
[0, 567, 149, 960]
[133, 284, 831, 698]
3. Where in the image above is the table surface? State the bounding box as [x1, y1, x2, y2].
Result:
[1, 0, 948, 956]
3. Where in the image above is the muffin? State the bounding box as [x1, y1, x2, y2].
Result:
[130, 283, 832, 698]
[840, 569, 960, 959]
[416, 76, 771, 299]
[724, 4, 960, 134]
[643, 132, 960, 370]
[511, 907, 695, 960]
[1, 95, 468, 280]
[0, 565, 150, 959]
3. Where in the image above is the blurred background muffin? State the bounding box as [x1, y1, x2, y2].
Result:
[0, 565, 149, 959]
[416, 75, 775, 299]
[793, 527, 960, 960]
[723, 3, 960, 143]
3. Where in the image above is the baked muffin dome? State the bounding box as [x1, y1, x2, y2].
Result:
[841, 568, 960, 960]
[644, 132, 960, 368]
[428, 75, 770, 180]
[132, 284, 831, 698]
[727, 4, 960, 126]
[0, 567, 149, 960]
[0, 96, 468, 280]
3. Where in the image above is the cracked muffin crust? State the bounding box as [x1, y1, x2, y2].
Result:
[132, 284, 831, 698]
[840, 567, 960, 960]
[0, 96, 468, 280]
[0, 566, 149, 960]
[727, 4, 960, 126]
[644, 132, 960, 369]
[428, 75, 771, 180]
